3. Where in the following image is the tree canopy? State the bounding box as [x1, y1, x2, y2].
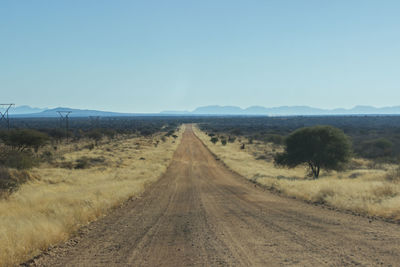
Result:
[274, 125, 352, 178]
[0, 129, 49, 152]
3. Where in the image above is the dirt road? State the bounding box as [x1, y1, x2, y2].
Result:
[28, 125, 400, 266]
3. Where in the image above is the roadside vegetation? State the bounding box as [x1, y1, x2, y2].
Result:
[0, 120, 183, 266]
[197, 116, 400, 163]
[194, 124, 400, 222]
[3, 115, 400, 265]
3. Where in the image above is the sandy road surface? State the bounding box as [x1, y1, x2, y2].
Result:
[27, 125, 400, 266]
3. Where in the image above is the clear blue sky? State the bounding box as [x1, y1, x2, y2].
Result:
[1, 0, 399, 113]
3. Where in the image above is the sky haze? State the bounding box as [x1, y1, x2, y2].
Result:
[1, 1, 399, 113]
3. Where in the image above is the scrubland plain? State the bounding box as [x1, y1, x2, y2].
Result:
[0, 127, 183, 266]
[193, 125, 400, 221]
[27, 124, 400, 267]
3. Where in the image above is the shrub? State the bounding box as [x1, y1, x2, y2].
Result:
[0, 149, 38, 169]
[210, 137, 219, 144]
[386, 166, 400, 182]
[0, 129, 49, 152]
[221, 139, 227, 146]
[84, 143, 95, 150]
[264, 134, 284, 145]
[86, 130, 103, 145]
[0, 167, 14, 193]
[165, 130, 175, 137]
[0, 167, 31, 195]
[58, 161, 74, 169]
[357, 138, 394, 159]
[75, 156, 106, 169]
[40, 151, 53, 163]
[228, 136, 236, 143]
[102, 129, 116, 139]
[154, 140, 160, 147]
[75, 157, 90, 169]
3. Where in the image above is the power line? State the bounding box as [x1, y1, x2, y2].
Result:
[0, 104, 15, 130]
[57, 111, 72, 143]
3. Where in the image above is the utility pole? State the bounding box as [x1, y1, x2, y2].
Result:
[57, 111, 72, 143]
[0, 104, 15, 130]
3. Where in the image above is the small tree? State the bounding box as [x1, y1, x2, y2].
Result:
[228, 136, 236, 143]
[210, 137, 219, 144]
[274, 126, 352, 178]
[0, 129, 49, 152]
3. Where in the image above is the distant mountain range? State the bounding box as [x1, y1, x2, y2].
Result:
[162, 105, 400, 116]
[9, 107, 136, 118]
[5, 105, 400, 117]
[9, 105, 48, 114]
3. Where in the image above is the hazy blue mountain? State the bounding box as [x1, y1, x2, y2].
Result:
[6, 105, 47, 114]
[160, 110, 191, 115]
[9, 105, 400, 118]
[243, 106, 269, 114]
[267, 106, 326, 115]
[161, 105, 400, 115]
[11, 107, 136, 118]
[192, 105, 244, 114]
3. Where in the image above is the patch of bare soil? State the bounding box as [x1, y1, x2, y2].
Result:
[25, 125, 400, 266]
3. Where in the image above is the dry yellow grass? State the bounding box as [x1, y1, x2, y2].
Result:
[193, 125, 400, 221]
[0, 127, 183, 266]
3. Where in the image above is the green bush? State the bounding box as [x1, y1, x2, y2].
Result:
[264, 134, 284, 145]
[228, 136, 236, 143]
[357, 138, 393, 159]
[86, 129, 103, 144]
[0, 129, 49, 152]
[75, 157, 90, 169]
[210, 137, 219, 144]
